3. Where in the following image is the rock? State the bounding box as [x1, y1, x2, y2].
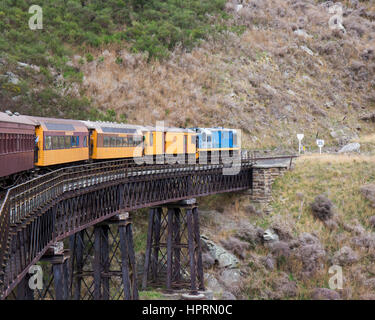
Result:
[235, 4, 243, 12]
[360, 113, 375, 122]
[294, 29, 312, 39]
[338, 142, 360, 153]
[202, 252, 215, 268]
[263, 229, 279, 242]
[329, 128, 357, 146]
[311, 288, 340, 300]
[200, 236, 239, 268]
[17, 62, 40, 72]
[73, 55, 82, 63]
[360, 185, 375, 208]
[300, 46, 314, 56]
[205, 273, 224, 294]
[310, 195, 334, 221]
[219, 269, 242, 292]
[5, 72, 20, 84]
[332, 246, 359, 266]
[181, 293, 206, 300]
[221, 292, 236, 300]
[369, 216, 375, 228]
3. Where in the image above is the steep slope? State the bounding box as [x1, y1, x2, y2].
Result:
[80, 0, 375, 150]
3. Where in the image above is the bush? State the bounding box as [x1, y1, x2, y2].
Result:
[310, 195, 334, 221]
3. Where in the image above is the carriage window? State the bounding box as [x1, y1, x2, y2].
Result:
[110, 137, 116, 147]
[150, 133, 153, 146]
[202, 133, 206, 141]
[128, 136, 134, 146]
[58, 136, 65, 149]
[233, 133, 237, 145]
[83, 136, 87, 147]
[191, 136, 195, 145]
[122, 137, 127, 147]
[0, 133, 3, 153]
[71, 136, 80, 147]
[207, 135, 212, 142]
[65, 136, 71, 148]
[116, 137, 122, 147]
[103, 136, 109, 147]
[45, 136, 52, 150]
[52, 136, 59, 149]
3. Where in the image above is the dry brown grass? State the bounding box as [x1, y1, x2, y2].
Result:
[75, 0, 375, 151]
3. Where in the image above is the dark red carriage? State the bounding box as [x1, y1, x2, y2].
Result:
[0, 112, 36, 181]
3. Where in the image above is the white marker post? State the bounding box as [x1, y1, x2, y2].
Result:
[297, 134, 304, 155]
[316, 139, 324, 154]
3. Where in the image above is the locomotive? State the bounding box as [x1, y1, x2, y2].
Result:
[0, 111, 240, 188]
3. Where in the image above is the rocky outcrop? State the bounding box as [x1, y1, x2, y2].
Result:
[201, 235, 239, 269]
[338, 142, 361, 153]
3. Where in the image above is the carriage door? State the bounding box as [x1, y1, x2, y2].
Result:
[89, 129, 94, 157]
[34, 134, 39, 163]
[229, 131, 233, 148]
[183, 135, 187, 154]
[163, 132, 166, 154]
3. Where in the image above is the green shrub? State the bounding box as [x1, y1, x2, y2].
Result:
[86, 53, 94, 62]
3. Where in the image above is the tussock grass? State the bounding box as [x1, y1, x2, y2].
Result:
[243, 153, 375, 299]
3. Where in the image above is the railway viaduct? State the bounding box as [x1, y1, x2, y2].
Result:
[0, 155, 295, 300]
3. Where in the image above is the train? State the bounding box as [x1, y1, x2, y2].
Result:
[0, 111, 240, 187]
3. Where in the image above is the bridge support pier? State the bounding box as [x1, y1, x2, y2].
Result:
[36, 243, 70, 300]
[16, 273, 33, 300]
[142, 200, 204, 294]
[69, 213, 138, 300]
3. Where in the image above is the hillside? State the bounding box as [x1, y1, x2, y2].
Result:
[1, 0, 375, 151]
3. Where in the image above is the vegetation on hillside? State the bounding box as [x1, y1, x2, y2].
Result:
[0, 0, 232, 119]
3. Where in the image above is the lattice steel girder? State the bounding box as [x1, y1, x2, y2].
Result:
[1, 166, 252, 299]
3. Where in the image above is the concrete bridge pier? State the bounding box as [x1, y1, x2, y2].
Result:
[142, 199, 204, 294]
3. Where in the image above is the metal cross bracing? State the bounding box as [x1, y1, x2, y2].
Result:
[142, 202, 204, 294]
[68, 217, 138, 300]
[0, 156, 256, 299]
